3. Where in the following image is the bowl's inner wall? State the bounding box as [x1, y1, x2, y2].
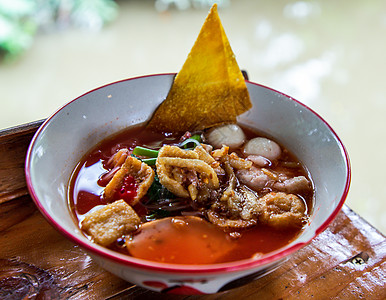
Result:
[29, 75, 174, 235]
[29, 74, 348, 253]
[239, 84, 348, 241]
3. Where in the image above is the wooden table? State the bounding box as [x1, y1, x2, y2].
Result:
[1, 121, 385, 299]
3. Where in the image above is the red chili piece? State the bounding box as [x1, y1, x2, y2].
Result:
[116, 175, 137, 204]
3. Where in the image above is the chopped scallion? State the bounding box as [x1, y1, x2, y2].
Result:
[179, 136, 201, 149]
[190, 134, 201, 142]
[131, 153, 156, 165]
[132, 146, 159, 158]
[141, 158, 157, 165]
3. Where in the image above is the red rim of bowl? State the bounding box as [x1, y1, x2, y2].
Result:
[25, 73, 351, 275]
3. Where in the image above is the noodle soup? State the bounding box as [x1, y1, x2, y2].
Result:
[69, 123, 314, 265]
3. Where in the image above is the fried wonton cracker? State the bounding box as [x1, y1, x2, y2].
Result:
[147, 4, 251, 132]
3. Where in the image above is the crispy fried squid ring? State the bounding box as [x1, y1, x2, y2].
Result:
[206, 210, 257, 229]
[259, 192, 306, 229]
[156, 145, 219, 199]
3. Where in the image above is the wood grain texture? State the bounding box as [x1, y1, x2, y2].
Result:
[0, 122, 385, 299]
[0, 196, 132, 299]
[1, 199, 385, 299]
[0, 120, 44, 204]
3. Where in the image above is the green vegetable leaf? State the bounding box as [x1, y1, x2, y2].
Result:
[146, 173, 175, 202]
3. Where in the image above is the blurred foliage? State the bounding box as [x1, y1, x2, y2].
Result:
[0, 0, 118, 61]
[154, 0, 230, 11]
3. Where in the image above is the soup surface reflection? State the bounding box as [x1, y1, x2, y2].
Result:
[69, 124, 313, 264]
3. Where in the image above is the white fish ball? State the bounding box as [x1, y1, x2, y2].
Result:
[243, 137, 281, 161]
[207, 124, 246, 149]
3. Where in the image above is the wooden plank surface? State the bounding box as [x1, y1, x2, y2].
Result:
[0, 120, 44, 204]
[1, 199, 385, 299]
[0, 122, 385, 299]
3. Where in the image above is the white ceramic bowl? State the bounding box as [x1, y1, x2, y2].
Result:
[25, 74, 350, 294]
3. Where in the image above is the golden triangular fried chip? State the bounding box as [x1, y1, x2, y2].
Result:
[147, 4, 251, 132]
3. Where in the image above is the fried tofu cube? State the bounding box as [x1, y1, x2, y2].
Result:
[81, 200, 141, 246]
